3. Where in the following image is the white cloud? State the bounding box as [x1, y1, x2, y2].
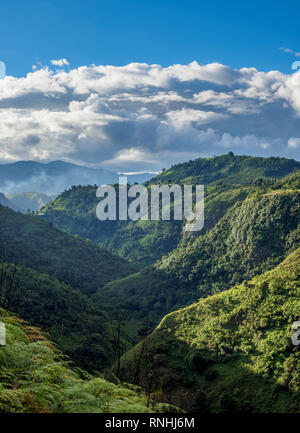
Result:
[0, 60, 299, 171]
[50, 58, 70, 67]
[280, 47, 300, 57]
[288, 137, 300, 149]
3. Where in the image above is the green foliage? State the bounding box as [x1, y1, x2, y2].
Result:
[0, 154, 299, 413]
[93, 188, 300, 341]
[0, 204, 137, 296]
[159, 190, 300, 301]
[0, 262, 115, 370]
[0, 308, 171, 413]
[0, 205, 138, 369]
[40, 185, 184, 266]
[155, 153, 300, 186]
[40, 154, 300, 265]
[120, 249, 300, 413]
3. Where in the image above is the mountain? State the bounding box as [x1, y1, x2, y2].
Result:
[0, 153, 299, 413]
[0, 160, 119, 194]
[39, 154, 300, 265]
[0, 160, 155, 195]
[92, 184, 300, 341]
[39, 184, 184, 265]
[0, 204, 138, 369]
[0, 204, 137, 296]
[119, 249, 300, 413]
[0, 258, 120, 371]
[6, 192, 56, 212]
[122, 172, 158, 183]
[154, 153, 300, 185]
[0, 307, 172, 413]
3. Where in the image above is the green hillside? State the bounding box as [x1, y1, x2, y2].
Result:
[0, 307, 172, 413]
[0, 154, 299, 413]
[39, 154, 300, 265]
[39, 184, 184, 266]
[120, 249, 300, 413]
[155, 153, 300, 185]
[94, 187, 300, 341]
[0, 204, 137, 296]
[0, 261, 115, 371]
[0, 205, 139, 370]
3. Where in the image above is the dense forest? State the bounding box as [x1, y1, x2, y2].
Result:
[0, 153, 299, 413]
[40, 154, 300, 265]
[120, 249, 300, 412]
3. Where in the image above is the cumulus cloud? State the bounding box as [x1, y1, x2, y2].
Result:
[0, 61, 299, 171]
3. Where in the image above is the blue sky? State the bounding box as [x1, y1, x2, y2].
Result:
[0, 0, 300, 170]
[1, 0, 300, 76]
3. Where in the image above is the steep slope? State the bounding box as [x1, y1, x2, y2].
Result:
[120, 249, 300, 413]
[39, 184, 184, 265]
[40, 154, 299, 265]
[159, 189, 300, 301]
[0, 261, 115, 370]
[94, 188, 300, 340]
[0, 307, 172, 413]
[0, 204, 137, 296]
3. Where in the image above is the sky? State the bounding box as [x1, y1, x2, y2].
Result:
[0, 0, 300, 171]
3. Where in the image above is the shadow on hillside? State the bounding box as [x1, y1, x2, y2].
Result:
[119, 334, 300, 413]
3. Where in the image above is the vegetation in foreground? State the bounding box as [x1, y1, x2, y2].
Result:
[0, 307, 173, 413]
[0, 154, 299, 413]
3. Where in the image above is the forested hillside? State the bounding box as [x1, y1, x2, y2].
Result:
[155, 153, 300, 185]
[0, 154, 299, 413]
[120, 249, 300, 413]
[0, 205, 137, 295]
[0, 307, 172, 413]
[0, 205, 138, 369]
[40, 154, 300, 265]
[93, 186, 300, 341]
[0, 261, 115, 370]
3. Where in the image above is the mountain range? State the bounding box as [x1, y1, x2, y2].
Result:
[0, 153, 299, 413]
[0, 160, 156, 195]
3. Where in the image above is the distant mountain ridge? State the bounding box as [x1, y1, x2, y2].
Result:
[0, 160, 155, 194]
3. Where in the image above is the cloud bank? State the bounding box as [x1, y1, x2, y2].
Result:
[0, 61, 299, 171]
